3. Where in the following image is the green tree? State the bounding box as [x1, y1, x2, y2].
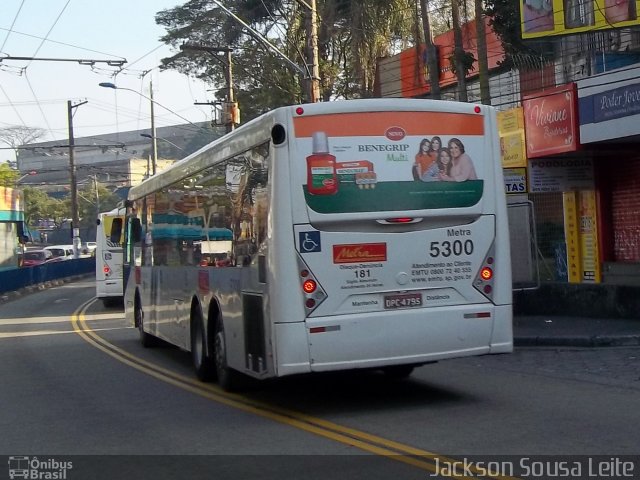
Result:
[484, 0, 554, 68]
[22, 187, 66, 229]
[156, 0, 416, 120]
[75, 182, 122, 230]
[0, 162, 18, 187]
[0, 126, 46, 161]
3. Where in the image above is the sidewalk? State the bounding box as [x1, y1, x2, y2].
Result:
[514, 315, 640, 347]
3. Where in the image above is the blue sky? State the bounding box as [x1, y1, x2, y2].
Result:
[1, 0, 215, 161]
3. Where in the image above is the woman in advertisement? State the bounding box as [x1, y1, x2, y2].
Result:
[522, 0, 555, 32]
[414, 138, 436, 178]
[421, 147, 453, 182]
[442, 138, 478, 182]
[603, 0, 637, 23]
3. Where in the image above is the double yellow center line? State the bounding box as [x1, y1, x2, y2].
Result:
[71, 298, 518, 480]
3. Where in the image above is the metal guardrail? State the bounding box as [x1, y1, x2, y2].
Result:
[0, 258, 95, 295]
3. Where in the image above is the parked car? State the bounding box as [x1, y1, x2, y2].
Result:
[81, 242, 97, 255]
[43, 245, 75, 261]
[22, 250, 58, 267]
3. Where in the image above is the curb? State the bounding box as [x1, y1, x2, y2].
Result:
[515, 335, 640, 347]
[0, 273, 94, 305]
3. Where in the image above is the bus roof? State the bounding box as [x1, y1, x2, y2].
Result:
[128, 99, 495, 202]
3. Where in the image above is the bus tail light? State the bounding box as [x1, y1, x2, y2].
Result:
[303, 279, 317, 294]
[480, 266, 493, 280]
[473, 244, 496, 301]
[103, 265, 111, 277]
[297, 255, 326, 315]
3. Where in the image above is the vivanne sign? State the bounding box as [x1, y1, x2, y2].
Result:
[523, 84, 579, 159]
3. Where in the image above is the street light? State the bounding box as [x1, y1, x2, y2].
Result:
[16, 171, 37, 184]
[99, 82, 157, 175]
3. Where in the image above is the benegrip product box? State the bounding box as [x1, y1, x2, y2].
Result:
[335, 161, 374, 183]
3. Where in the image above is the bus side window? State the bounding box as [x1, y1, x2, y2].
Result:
[129, 218, 142, 243]
[110, 218, 123, 244]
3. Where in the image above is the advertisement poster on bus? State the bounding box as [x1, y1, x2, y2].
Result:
[293, 111, 487, 213]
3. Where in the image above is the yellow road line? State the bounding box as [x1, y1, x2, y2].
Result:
[71, 298, 519, 480]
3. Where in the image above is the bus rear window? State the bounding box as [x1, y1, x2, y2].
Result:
[294, 112, 485, 214]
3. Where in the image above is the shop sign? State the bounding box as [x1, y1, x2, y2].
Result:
[563, 192, 581, 283]
[523, 84, 579, 159]
[498, 108, 527, 168]
[0, 186, 24, 222]
[528, 158, 594, 193]
[503, 167, 528, 194]
[591, 82, 640, 123]
[578, 190, 601, 283]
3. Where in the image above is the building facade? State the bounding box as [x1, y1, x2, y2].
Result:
[16, 122, 218, 193]
[376, 19, 640, 295]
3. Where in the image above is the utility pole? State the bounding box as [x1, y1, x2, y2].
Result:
[209, 0, 315, 103]
[451, 0, 468, 102]
[92, 174, 100, 218]
[149, 81, 158, 174]
[304, 0, 321, 102]
[68, 99, 87, 258]
[181, 44, 237, 132]
[420, 0, 441, 100]
[224, 48, 235, 131]
[475, 0, 491, 105]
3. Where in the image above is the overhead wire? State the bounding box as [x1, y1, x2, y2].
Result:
[6, 1, 639, 148]
[0, 0, 26, 53]
[23, 71, 55, 137]
[24, 0, 72, 69]
[0, 82, 29, 127]
[8, 0, 73, 142]
[0, 26, 126, 60]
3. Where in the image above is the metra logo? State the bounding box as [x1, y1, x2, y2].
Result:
[385, 126, 406, 141]
[333, 243, 387, 263]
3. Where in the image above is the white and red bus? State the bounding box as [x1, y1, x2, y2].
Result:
[96, 207, 126, 307]
[123, 99, 512, 390]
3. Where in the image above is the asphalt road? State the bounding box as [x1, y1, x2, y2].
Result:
[1, 280, 639, 479]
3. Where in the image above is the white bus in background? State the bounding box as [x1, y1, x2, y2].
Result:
[96, 207, 126, 307]
[123, 99, 512, 391]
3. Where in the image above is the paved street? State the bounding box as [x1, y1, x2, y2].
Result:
[1, 280, 639, 480]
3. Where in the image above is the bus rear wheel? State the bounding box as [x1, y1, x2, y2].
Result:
[214, 320, 242, 392]
[191, 312, 215, 382]
[136, 298, 156, 348]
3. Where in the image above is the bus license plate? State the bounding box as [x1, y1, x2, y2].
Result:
[383, 293, 423, 309]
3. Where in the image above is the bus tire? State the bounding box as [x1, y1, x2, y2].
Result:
[382, 365, 414, 380]
[136, 296, 156, 348]
[214, 319, 242, 392]
[191, 312, 215, 382]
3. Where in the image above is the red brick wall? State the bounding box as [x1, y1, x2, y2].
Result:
[611, 158, 640, 261]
